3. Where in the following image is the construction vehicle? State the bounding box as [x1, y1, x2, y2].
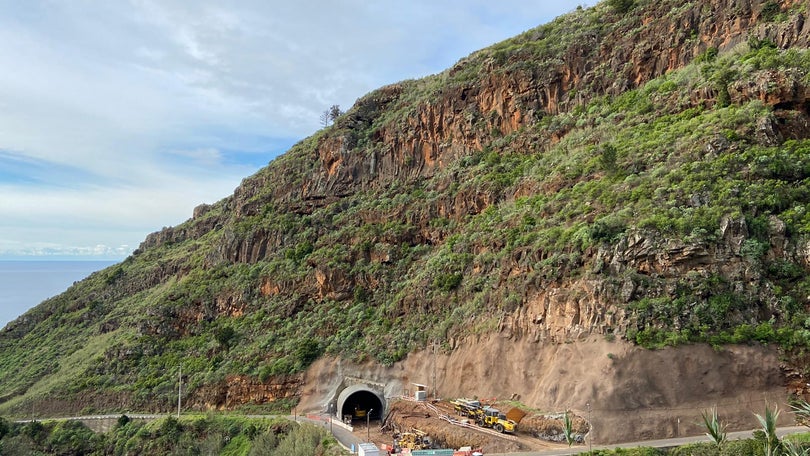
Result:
[396, 429, 432, 451]
[477, 407, 516, 433]
[449, 399, 516, 433]
[450, 399, 481, 419]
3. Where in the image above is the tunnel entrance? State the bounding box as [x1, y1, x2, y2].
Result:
[337, 384, 385, 423]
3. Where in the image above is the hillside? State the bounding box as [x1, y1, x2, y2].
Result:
[2, 0, 810, 445]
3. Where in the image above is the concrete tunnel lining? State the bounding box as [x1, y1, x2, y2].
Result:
[337, 384, 386, 421]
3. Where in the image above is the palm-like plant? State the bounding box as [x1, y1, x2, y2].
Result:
[562, 410, 575, 447]
[701, 407, 727, 447]
[792, 400, 810, 427]
[755, 404, 781, 456]
[783, 439, 810, 456]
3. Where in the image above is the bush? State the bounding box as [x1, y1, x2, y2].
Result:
[117, 414, 131, 428]
[294, 338, 322, 366]
[214, 326, 237, 350]
[607, 0, 635, 14]
[46, 420, 98, 455]
[760, 1, 781, 21]
[433, 273, 463, 292]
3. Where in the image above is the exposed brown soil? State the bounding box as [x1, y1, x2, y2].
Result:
[350, 399, 573, 454]
[301, 337, 793, 445]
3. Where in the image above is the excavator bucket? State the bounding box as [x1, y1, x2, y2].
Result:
[505, 407, 527, 423]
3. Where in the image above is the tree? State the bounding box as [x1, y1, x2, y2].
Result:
[329, 104, 343, 123]
[599, 143, 618, 173]
[319, 105, 343, 128]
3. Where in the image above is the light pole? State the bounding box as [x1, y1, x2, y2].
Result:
[177, 366, 182, 419]
[432, 339, 437, 399]
[587, 402, 592, 455]
[367, 408, 373, 442]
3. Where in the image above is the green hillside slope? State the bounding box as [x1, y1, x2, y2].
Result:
[1, 0, 809, 417]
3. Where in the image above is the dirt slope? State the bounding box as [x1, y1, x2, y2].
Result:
[301, 337, 791, 445]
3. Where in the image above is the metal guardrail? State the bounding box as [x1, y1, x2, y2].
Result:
[305, 413, 354, 432]
[16, 413, 163, 423]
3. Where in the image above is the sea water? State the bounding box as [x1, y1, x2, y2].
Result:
[0, 260, 117, 329]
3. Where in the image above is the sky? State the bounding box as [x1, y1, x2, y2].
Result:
[0, 0, 596, 260]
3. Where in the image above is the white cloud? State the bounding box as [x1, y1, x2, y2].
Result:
[0, 0, 595, 258]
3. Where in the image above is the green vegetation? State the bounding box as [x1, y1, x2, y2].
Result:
[1, 0, 810, 417]
[702, 407, 727, 448]
[562, 410, 575, 447]
[0, 415, 345, 456]
[607, 0, 636, 14]
[755, 404, 781, 456]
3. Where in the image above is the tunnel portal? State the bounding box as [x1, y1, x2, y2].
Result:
[337, 383, 385, 422]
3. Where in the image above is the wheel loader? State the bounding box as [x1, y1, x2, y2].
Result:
[476, 407, 516, 433]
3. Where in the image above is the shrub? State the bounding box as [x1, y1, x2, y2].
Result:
[607, 0, 635, 14]
[433, 273, 463, 292]
[117, 414, 131, 428]
[215, 326, 237, 350]
[760, 1, 781, 22]
[294, 338, 322, 366]
[599, 143, 619, 172]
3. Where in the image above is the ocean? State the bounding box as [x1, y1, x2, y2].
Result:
[0, 260, 117, 329]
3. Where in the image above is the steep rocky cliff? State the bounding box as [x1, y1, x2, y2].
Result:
[2, 0, 810, 443]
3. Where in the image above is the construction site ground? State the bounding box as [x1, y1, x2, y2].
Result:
[351, 399, 585, 454]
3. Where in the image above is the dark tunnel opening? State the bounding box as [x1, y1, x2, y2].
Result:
[340, 389, 384, 423]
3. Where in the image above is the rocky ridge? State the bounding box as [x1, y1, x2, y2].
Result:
[1, 0, 810, 445]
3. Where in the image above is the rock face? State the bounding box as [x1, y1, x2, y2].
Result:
[3, 0, 810, 444]
[190, 375, 301, 410]
[144, 0, 810, 267]
[131, 0, 808, 402]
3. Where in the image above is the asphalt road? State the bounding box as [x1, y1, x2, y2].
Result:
[486, 426, 809, 456]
